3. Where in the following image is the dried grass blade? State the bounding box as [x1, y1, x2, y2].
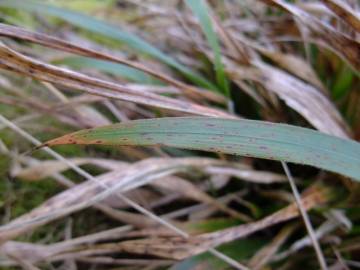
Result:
[0, 0, 216, 89]
[0, 158, 225, 242]
[91, 186, 327, 260]
[248, 224, 297, 269]
[0, 43, 232, 118]
[261, 0, 360, 71]
[321, 0, 360, 32]
[229, 63, 350, 138]
[0, 23, 224, 103]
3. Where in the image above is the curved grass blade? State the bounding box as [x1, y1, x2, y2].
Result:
[186, 0, 229, 97]
[41, 117, 360, 181]
[0, 0, 216, 90]
[55, 56, 156, 84]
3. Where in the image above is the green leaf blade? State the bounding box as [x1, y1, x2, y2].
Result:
[44, 117, 360, 181]
[54, 56, 156, 83]
[186, 0, 230, 96]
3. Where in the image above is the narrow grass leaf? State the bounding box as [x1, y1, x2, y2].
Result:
[41, 117, 360, 181]
[56, 57, 156, 84]
[186, 0, 230, 96]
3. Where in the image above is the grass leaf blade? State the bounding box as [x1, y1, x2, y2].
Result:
[186, 0, 230, 96]
[42, 117, 360, 181]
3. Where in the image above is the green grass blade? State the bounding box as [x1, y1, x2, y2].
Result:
[43, 117, 360, 181]
[332, 64, 354, 100]
[0, 0, 216, 90]
[54, 56, 157, 84]
[186, 0, 230, 97]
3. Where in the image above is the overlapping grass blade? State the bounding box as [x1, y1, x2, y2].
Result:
[42, 117, 360, 181]
[0, 0, 216, 90]
[0, 23, 223, 102]
[186, 0, 230, 97]
[0, 43, 232, 118]
[56, 56, 156, 83]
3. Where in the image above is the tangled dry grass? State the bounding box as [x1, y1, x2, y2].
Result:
[0, 0, 359, 269]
